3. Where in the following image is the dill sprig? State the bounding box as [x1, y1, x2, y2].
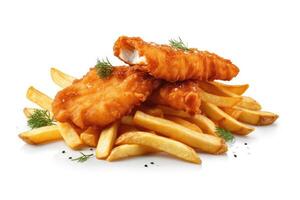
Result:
[71, 152, 94, 163]
[169, 37, 189, 51]
[216, 127, 235, 143]
[27, 109, 55, 129]
[95, 57, 113, 78]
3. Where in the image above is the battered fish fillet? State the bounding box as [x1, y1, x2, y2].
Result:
[148, 81, 202, 115]
[52, 67, 159, 129]
[114, 36, 239, 82]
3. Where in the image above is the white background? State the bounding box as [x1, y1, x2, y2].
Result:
[1, 0, 299, 199]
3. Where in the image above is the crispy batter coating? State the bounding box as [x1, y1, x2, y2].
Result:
[52, 67, 159, 129]
[114, 36, 239, 82]
[148, 81, 202, 115]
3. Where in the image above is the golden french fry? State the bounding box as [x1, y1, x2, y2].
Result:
[115, 131, 201, 164]
[19, 125, 62, 145]
[229, 107, 279, 125]
[165, 115, 202, 133]
[139, 106, 164, 117]
[221, 107, 243, 119]
[156, 105, 218, 136]
[198, 82, 261, 110]
[121, 116, 134, 126]
[107, 144, 156, 161]
[96, 122, 119, 159]
[26, 86, 53, 111]
[188, 114, 218, 136]
[57, 122, 84, 149]
[50, 67, 75, 88]
[133, 111, 227, 154]
[210, 81, 249, 95]
[200, 89, 242, 107]
[23, 107, 36, 118]
[80, 127, 100, 147]
[235, 96, 261, 111]
[201, 101, 254, 135]
[156, 105, 191, 118]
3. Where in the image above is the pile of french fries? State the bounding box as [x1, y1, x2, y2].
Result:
[19, 68, 278, 164]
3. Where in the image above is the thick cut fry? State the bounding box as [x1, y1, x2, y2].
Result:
[156, 105, 191, 118]
[139, 106, 164, 117]
[19, 125, 62, 145]
[80, 127, 100, 147]
[96, 122, 119, 159]
[227, 107, 279, 125]
[200, 89, 242, 107]
[201, 102, 254, 135]
[26, 86, 53, 111]
[133, 111, 227, 154]
[198, 81, 261, 110]
[121, 116, 134, 126]
[107, 144, 156, 161]
[156, 105, 217, 136]
[188, 114, 218, 136]
[23, 107, 36, 118]
[165, 115, 202, 133]
[222, 107, 243, 119]
[210, 81, 249, 95]
[115, 131, 201, 164]
[57, 122, 84, 149]
[50, 68, 75, 88]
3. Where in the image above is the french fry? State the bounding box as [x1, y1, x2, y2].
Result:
[156, 105, 218, 136]
[156, 105, 191, 118]
[50, 67, 75, 88]
[201, 101, 254, 135]
[19, 125, 62, 145]
[80, 127, 100, 147]
[115, 131, 201, 164]
[26, 86, 53, 111]
[198, 81, 261, 110]
[165, 115, 202, 133]
[227, 107, 279, 125]
[188, 114, 218, 136]
[200, 89, 242, 107]
[133, 111, 227, 154]
[23, 107, 36, 118]
[121, 116, 134, 126]
[57, 122, 84, 149]
[139, 106, 164, 117]
[210, 81, 249, 95]
[221, 107, 243, 119]
[96, 122, 119, 159]
[107, 144, 156, 161]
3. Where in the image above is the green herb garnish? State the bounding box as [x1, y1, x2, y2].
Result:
[71, 152, 93, 163]
[169, 37, 189, 51]
[95, 57, 113, 78]
[216, 127, 235, 142]
[27, 109, 55, 129]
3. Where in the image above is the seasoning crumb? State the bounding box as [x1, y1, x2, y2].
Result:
[90, 148, 93, 151]
[144, 164, 148, 167]
[234, 154, 237, 158]
[68, 157, 72, 159]
[244, 143, 248, 145]
[62, 150, 66, 154]
[150, 162, 154, 165]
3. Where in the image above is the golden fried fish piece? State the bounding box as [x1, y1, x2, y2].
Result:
[148, 81, 202, 115]
[52, 67, 159, 129]
[114, 36, 239, 82]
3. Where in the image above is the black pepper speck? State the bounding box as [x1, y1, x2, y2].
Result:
[68, 157, 72, 159]
[62, 150, 66, 154]
[150, 162, 154, 165]
[234, 154, 237, 158]
[144, 164, 148, 167]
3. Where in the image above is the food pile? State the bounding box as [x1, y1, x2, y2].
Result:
[19, 36, 278, 164]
